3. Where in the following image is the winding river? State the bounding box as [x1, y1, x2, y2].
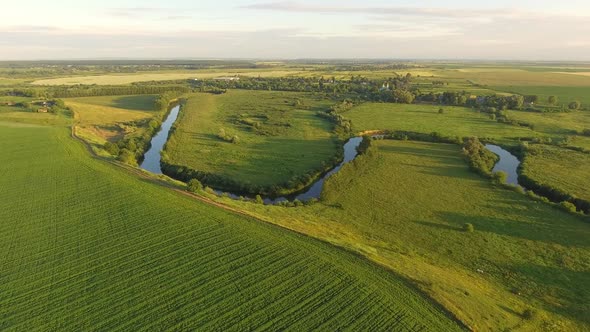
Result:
[140, 105, 364, 203]
[141, 105, 523, 202]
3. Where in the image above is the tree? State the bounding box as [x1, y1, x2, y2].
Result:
[254, 195, 264, 204]
[126, 140, 137, 152]
[559, 201, 577, 213]
[524, 95, 539, 104]
[568, 101, 581, 110]
[463, 223, 475, 232]
[186, 179, 203, 193]
[392, 89, 415, 104]
[231, 135, 240, 144]
[117, 149, 137, 166]
[217, 128, 227, 140]
[511, 95, 524, 109]
[548, 95, 558, 105]
[438, 108, 445, 114]
[492, 171, 508, 184]
[103, 142, 119, 156]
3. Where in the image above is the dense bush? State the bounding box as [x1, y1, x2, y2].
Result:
[117, 149, 137, 166]
[187, 179, 203, 193]
[559, 201, 578, 213]
[356, 136, 374, 155]
[462, 137, 498, 176]
[492, 171, 508, 185]
[103, 142, 120, 156]
[463, 223, 475, 232]
[568, 101, 581, 110]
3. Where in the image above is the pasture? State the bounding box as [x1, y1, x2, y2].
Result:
[521, 144, 590, 202]
[492, 86, 590, 106]
[215, 140, 590, 331]
[31, 69, 307, 86]
[439, 67, 590, 87]
[0, 124, 461, 331]
[343, 103, 537, 144]
[505, 109, 590, 136]
[164, 90, 341, 190]
[65, 95, 158, 146]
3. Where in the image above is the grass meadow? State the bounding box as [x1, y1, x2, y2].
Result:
[344, 103, 537, 144]
[213, 140, 590, 331]
[30, 69, 308, 85]
[0, 123, 462, 331]
[492, 86, 590, 106]
[521, 144, 590, 202]
[164, 90, 341, 188]
[65, 95, 159, 147]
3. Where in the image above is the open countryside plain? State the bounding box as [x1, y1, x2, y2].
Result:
[212, 140, 590, 331]
[1, 59, 590, 331]
[0, 124, 462, 331]
[163, 90, 341, 192]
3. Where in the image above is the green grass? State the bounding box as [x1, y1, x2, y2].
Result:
[505, 109, 590, 137]
[67, 94, 157, 111]
[213, 140, 590, 331]
[492, 86, 590, 106]
[164, 90, 341, 188]
[0, 123, 461, 331]
[440, 68, 590, 86]
[344, 103, 536, 144]
[30, 69, 308, 85]
[65, 95, 159, 146]
[521, 145, 590, 202]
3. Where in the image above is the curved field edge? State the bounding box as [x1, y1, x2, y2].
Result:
[205, 139, 590, 331]
[161, 91, 344, 196]
[0, 124, 463, 331]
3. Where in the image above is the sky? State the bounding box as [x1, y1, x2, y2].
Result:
[1, 0, 589, 60]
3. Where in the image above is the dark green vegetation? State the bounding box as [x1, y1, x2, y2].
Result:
[217, 140, 590, 331]
[0, 124, 461, 331]
[162, 90, 342, 195]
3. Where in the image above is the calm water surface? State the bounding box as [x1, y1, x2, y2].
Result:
[485, 144, 521, 186]
[140, 105, 180, 174]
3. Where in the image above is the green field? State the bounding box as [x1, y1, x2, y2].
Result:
[0, 123, 462, 331]
[3, 61, 590, 331]
[30, 69, 307, 85]
[521, 145, 590, 202]
[439, 68, 590, 86]
[344, 103, 536, 144]
[65, 95, 159, 149]
[492, 86, 590, 106]
[505, 108, 590, 138]
[213, 140, 590, 331]
[164, 90, 341, 190]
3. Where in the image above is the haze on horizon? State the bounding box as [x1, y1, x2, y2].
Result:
[1, 0, 589, 61]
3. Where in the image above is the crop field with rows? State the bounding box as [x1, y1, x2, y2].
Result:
[0, 124, 461, 331]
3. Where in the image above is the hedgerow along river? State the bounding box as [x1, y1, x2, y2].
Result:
[141, 105, 522, 202]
